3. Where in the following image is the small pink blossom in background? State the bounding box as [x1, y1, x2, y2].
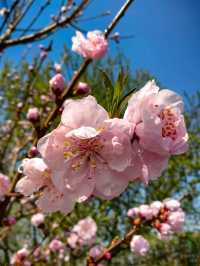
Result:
[73, 217, 97, 243]
[10, 247, 30, 265]
[74, 81, 91, 95]
[139, 204, 154, 220]
[0, 173, 10, 200]
[89, 245, 105, 259]
[26, 107, 40, 122]
[159, 223, 172, 240]
[49, 73, 65, 95]
[49, 239, 64, 252]
[16, 158, 77, 214]
[150, 201, 164, 216]
[164, 198, 180, 211]
[130, 235, 150, 256]
[31, 213, 45, 227]
[68, 217, 97, 248]
[127, 207, 139, 218]
[72, 30, 108, 59]
[167, 210, 185, 232]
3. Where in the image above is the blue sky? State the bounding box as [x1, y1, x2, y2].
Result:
[1, 0, 200, 95]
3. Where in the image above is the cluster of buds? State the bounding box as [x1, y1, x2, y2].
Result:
[127, 198, 185, 256]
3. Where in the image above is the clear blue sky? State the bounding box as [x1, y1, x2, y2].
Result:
[1, 0, 200, 95]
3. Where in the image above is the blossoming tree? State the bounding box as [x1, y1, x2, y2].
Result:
[0, 1, 199, 265]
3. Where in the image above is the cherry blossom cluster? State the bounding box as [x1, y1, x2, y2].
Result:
[128, 198, 185, 256]
[16, 79, 188, 214]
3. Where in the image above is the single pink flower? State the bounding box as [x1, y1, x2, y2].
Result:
[49, 239, 64, 252]
[167, 210, 185, 232]
[67, 232, 79, 249]
[15, 158, 77, 214]
[10, 248, 30, 265]
[159, 223, 172, 240]
[31, 213, 45, 227]
[164, 198, 180, 211]
[130, 235, 150, 256]
[38, 96, 134, 200]
[150, 201, 164, 216]
[0, 173, 10, 199]
[127, 207, 139, 218]
[72, 30, 108, 59]
[72, 217, 97, 245]
[89, 245, 105, 258]
[124, 80, 188, 156]
[139, 204, 154, 220]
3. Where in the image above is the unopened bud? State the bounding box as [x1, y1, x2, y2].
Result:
[29, 146, 38, 157]
[49, 74, 65, 96]
[27, 107, 40, 123]
[104, 252, 112, 261]
[74, 82, 91, 96]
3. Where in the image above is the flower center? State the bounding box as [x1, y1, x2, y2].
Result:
[159, 108, 177, 140]
[63, 136, 104, 171]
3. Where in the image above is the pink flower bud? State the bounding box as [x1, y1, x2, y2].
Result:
[167, 210, 185, 232]
[127, 207, 139, 218]
[139, 205, 154, 220]
[104, 252, 112, 260]
[27, 107, 40, 122]
[49, 74, 65, 96]
[29, 146, 39, 157]
[89, 245, 105, 258]
[159, 223, 172, 240]
[164, 198, 180, 211]
[49, 239, 64, 252]
[74, 82, 91, 95]
[31, 213, 45, 227]
[130, 235, 150, 256]
[150, 201, 164, 216]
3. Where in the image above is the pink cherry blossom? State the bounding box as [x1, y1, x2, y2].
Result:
[49, 239, 64, 252]
[72, 217, 97, 245]
[167, 210, 185, 232]
[15, 158, 77, 214]
[139, 204, 154, 220]
[150, 201, 164, 216]
[31, 213, 45, 227]
[0, 173, 10, 199]
[127, 207, 139, 218]
[72, 30, 108, 59]
[159, 223, 172, 240]
[124, 80, 188, 156]
[37, 96, 134, 201]
[10, 247, 30, 265]
[67, 232, 79, 249]
[27, 107, 40, 122]
[130, 235, 150, 256]
[89, 245, 105, 258]
[164, 198, 180, 211]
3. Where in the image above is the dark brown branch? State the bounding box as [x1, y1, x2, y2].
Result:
[0, 0, 89, 49]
